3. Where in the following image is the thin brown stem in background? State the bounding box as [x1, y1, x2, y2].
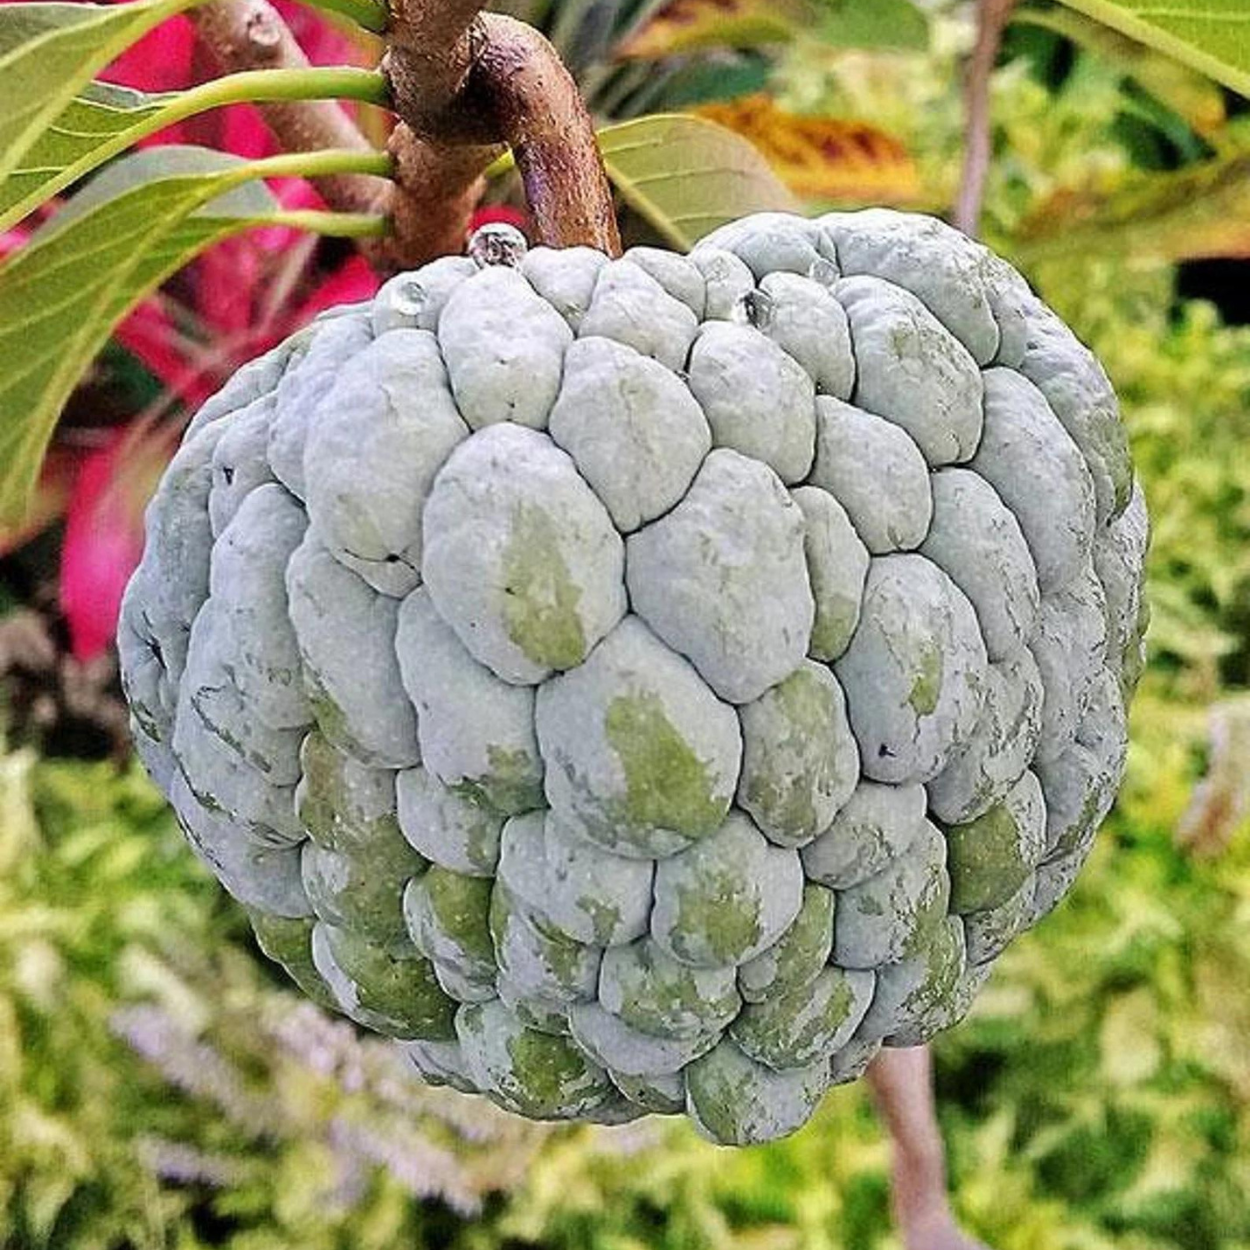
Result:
[953, 0, 1016, 238]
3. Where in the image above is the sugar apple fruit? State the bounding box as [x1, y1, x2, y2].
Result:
[118, 210, 1148, 1145]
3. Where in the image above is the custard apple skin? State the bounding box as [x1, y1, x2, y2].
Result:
[118, 210, 1148, 1146]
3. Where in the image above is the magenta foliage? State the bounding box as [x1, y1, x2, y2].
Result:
[5, 0, 385, 660]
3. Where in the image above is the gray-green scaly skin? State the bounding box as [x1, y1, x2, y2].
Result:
[118, 208, 1147, 1146]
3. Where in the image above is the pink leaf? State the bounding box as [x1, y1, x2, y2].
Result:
[285, 254, 380, 326]
[217, 102, 280, 160]
[60, 425, 175, 662]
[195, 235, 265, 335]
[113, 300, 189, 392]
[469, 205, 529, 236]
[102, 14, 196, 93]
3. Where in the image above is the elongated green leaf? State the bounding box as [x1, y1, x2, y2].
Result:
[0, 0, 201, 189]
[0, 67, 388, 233]
[1055, 0, 1250, 99]
[1, 83, 170, 231]
[0, 145, 387, 524]
[618, 0, 924, 58]
[597, 114, 800, 248]
[295, 0, 388, 33]
[1017, 138, 1250, 262]
[616, 0, 804, 58]
[816, 0, 928, 51]
[1017, 6, 1225, 133]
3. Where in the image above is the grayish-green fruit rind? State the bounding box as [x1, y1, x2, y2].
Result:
[119, 209, 1147, 1147]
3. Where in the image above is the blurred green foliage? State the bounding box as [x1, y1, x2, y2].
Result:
[2, 686, 1247, 1248]
[4, 6, 1250, 1249]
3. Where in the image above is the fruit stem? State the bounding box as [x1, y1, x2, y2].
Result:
[381, 4, 621, 262]
[473, 14, 620, 254]
[188, 0, 621, 268]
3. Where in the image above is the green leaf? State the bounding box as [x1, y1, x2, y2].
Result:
[0, 0, 200, 191]
[640, 55, 771, 110]
[1017, 5, 1225, 133]
[597, 114, 800, 249]
[1, 83, 170, 232]
[615, 0, 804, 59]
[0, 144, 387, 525]
[1016, 134, 1250, 262]
[1054, 0, 1250, 99]
[0, 67, 388, 234]
[615, 0, 925, 58]
[816, 0, 928, 51]
[294, 0, 388, 33]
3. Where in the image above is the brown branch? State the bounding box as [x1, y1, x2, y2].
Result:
[379, 11, 620, 267]
[191, 0, 620, 272]
[471, 15, 619, 254]
[383, 127, 502, 270]
[188, 0, 386, 217]
[383, 0, 483, 129]
[953, 0, 1016, 238]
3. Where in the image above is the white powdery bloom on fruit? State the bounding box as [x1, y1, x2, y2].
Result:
[118, 209, 1148, 1146]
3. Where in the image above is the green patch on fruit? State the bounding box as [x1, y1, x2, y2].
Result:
[327, 928, 457, 1040]
[502, 503, 587, 671]
[889, 324, 917, 362]
[304, 839, 419, 945]
[529, 908, 594, 990]
[608, 1069, 684, 1115]
[423, 867, 495, 963]
[774, 664, 832, 729]
[501, 984, 570, 1035]
[249, 911, 337, 1012]
[945, 802, 1031, 913]
[450, 745, 544, 818]
[908, 644, 943, 716]
[810, 596, 860, 663]
[671, 869, 762, 964]
[605, 692, 727, 837]
[1054, 787, 1106, 859]
[911, 920, 963, 1015]
[733, 967, 858, 1068]
[465, 806, 504, 872]
[685, 1054, 743, 1144]
[493, 886, 598, 999]
[742, 666, 849, 840]
[901, 879, 948, 958]
[505, 1029, 600, 1116]
[739, 883, 834, 1001]
[307, 684, 353, 759]
[577, 894, 623, 946]
[607, 942, 739, 1037]
[296, 732, 339, 842]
